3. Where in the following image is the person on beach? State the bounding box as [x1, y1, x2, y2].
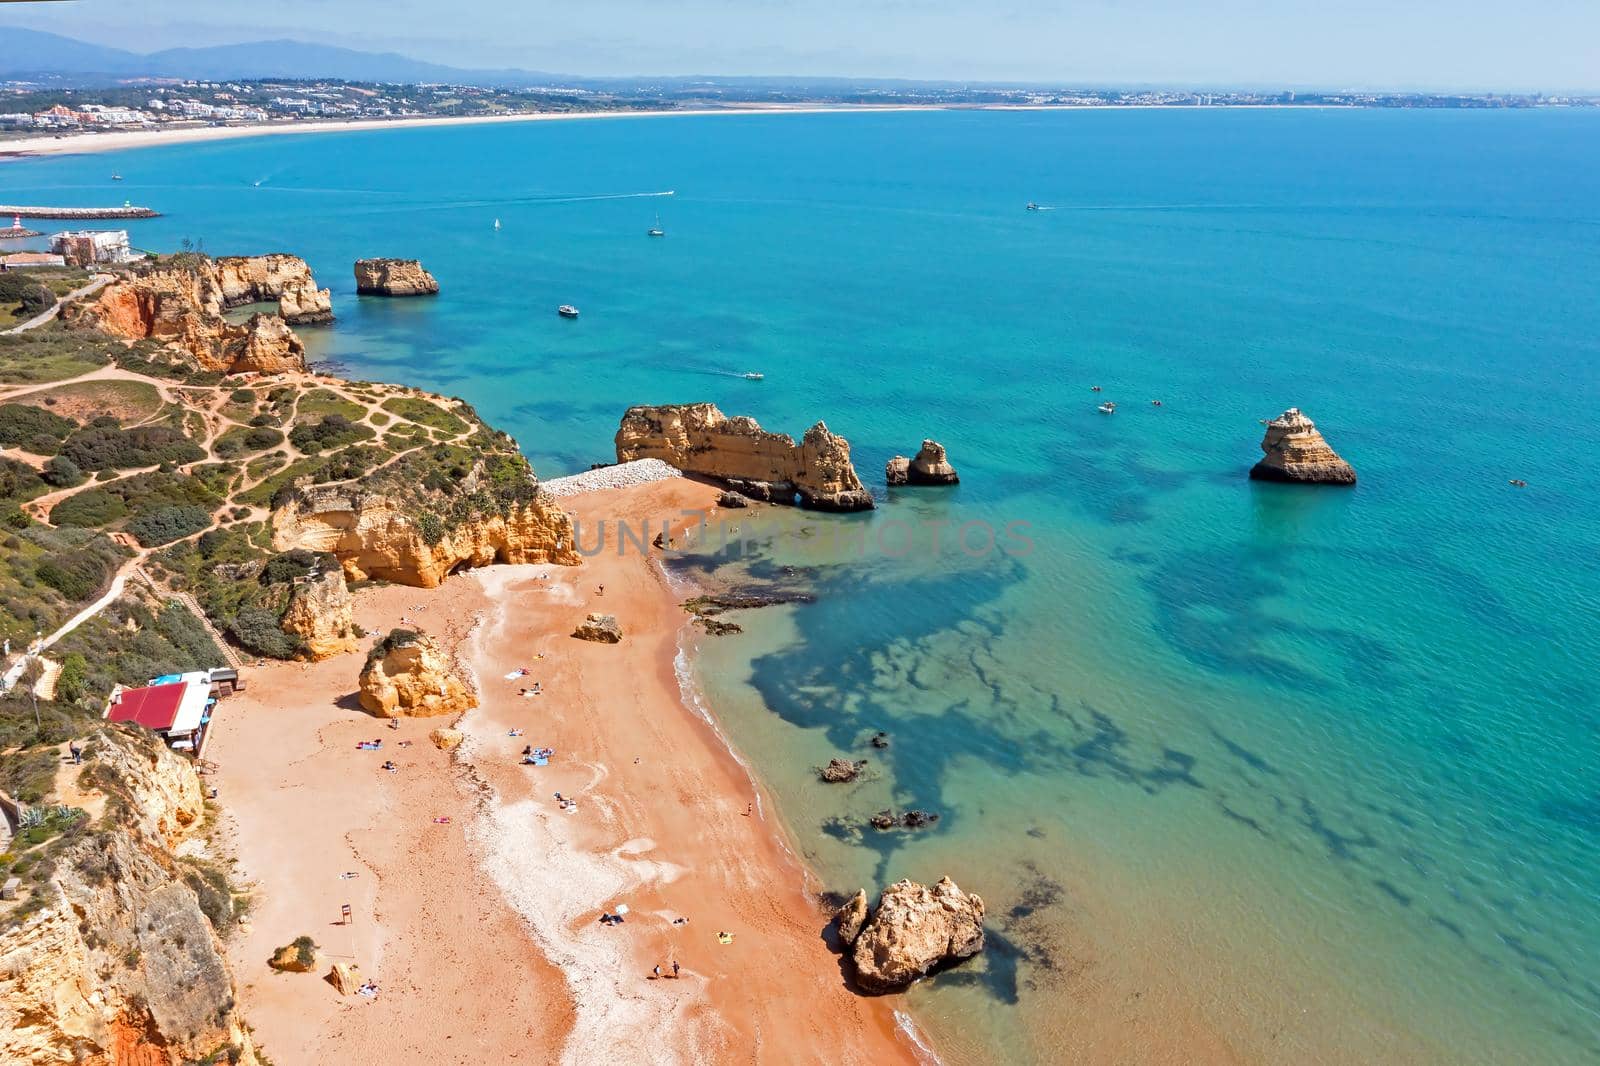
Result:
[672, 961, 680, 978]
[653, 964, 661, 978]
[68, 741, 81, 764]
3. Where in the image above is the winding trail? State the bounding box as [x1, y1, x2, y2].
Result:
[0, 274, 112, 336]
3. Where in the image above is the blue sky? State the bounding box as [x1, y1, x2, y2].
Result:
[3, 0, 1597, 90]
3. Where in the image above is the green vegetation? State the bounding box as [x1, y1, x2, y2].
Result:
[60, 422, 205, 471]
[51, 470, 221, 531]
[287, 413, 373, 454]
[51, 595, 224, 707]
[0, 271, 57, 321]
[152, 531, 332, 661]
[0, 456, 47, 507]
[41, 455, 85, 488]
[0, 525, 126, 652]
[126, 504, 213, 547]
[382, 395, 467, 435]
[295, 388, 365, 421]
[0, 327, 111, 384]
[238, 444, 385, 508]
[0, 402, 76, 450]
[213, 425, 282, 458]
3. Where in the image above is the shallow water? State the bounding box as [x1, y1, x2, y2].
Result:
[8, 108, 1599, 1062]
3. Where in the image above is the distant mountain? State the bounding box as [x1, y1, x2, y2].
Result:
[0, 29, 559, 87]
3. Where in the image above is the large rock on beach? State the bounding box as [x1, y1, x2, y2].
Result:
[835, 890, 870, 944]
[845, 877, 985, 992]
[279, 569, 359, 661]
[358, 629, 477, 718]
[354, 257, 441, 297]
[615, 402, 874, 512]
[1250, 408, 1357, 485]
[573, 613, 623, 643]
[328, 962, 363, 995]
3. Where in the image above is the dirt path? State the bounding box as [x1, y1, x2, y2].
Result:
[0, 274, 112, 336]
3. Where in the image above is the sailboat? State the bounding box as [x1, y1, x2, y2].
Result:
[647, 212, 664, 238]
[494, 218, 502, 231]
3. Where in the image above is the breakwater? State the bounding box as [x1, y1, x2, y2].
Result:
[0, 204, 159, 219]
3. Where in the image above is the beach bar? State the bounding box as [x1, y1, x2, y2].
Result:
[104, 672, 220, 753]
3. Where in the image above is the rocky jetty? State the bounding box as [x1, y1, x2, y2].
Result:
[64, 253, 325, 374]
[357, 629, 478, 717]
[0, 730, 259, 1065]
[1250, 408, 1357, 485]
[354, 257, 440, 297]
[615, 402, 874, 512]
[272, 485, 579, 589]
[887, 440, 959, 486]
[834, 877, 986, 992]
[216, 253, 333, 323]
[573, 613, 623, 643]
[279, 569, 360, 660]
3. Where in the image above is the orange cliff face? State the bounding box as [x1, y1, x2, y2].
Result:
[63, 254, 328, 374]
[614, 402, 875, 511]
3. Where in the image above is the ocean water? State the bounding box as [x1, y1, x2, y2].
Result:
[7, 108, 1599, 1063]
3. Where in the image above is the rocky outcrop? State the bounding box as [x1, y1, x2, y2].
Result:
[269, 939, 319, 973]
[834, 889, 869, 944]
[717, 490, 750, 509]
[1250, 408, 1357, 485]
[839, 877, 985, 992]
[64, 254, 318, 374]
[271, 486, 580, 589]
[572, 613, 622, 643]
[354, 258, 440, 297]
[615, 403, 874, 512]
[819, 757, 866, 783]
[280, 570, 359, 661]
[328, 962, 363, 996]
[888, 440, 959, 486]
[0, 730, 258, 1066]
[358, 629, 477, 718]
[429, 727, 464, 752]
[215, 253, 333, 324]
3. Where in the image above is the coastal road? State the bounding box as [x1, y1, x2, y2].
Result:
[1, 273, 112, 336]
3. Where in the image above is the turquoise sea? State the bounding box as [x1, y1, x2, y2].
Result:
[6, 108, 1599, 1063]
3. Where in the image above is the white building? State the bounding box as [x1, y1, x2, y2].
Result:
[50, 229, 135, 267]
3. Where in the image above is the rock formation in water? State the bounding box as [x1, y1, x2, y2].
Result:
[835, 877, 985, 992]
[354, 258, 441, 296]
[1249, 408, 1357, 485]
[0, 730, 259, 1065]
[65, 253, 326, 373]
[357, 629, 478, 717]
[279, 569, 360, 660]
[215, 253, 333, 323]
[887, 440, 959, 486]
[572, 613, 623, 643]
[272, 485, 580, 589]
[615, 402, 874, 512]
[819, 757, 867, 783]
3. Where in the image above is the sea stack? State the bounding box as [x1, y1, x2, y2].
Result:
[354, 258, 440, 296]
[615, 402, 875, 512]
[832, 877, 986, 992]
[887, 440, 959, 486]
[1250, 408, 1356, 485]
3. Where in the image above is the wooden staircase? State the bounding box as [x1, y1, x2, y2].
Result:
[131, 567, 244, 671]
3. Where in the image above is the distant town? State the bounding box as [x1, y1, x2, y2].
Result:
[0, 76, 1594, 139]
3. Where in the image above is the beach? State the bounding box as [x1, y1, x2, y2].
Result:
[208, 477, 922, 1064]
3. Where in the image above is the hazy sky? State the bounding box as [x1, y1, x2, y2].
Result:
[3, 0, 1597, 90]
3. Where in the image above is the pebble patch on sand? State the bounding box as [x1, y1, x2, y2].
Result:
[540, 459, 683, 497]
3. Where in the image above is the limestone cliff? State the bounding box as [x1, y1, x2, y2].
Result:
[354, 258, 440, 297]
[358, 629, 477, 717]
[280, 569, 360, 660]
[64, 254, 319, 374]
[615, 402, 874, 511]
[272, 485, 579, 589]
[0, 730, 258, 1066]
[1250, 408, 1357, 485]
[215, 253, 333, 324]
[836, 877, 985, 992]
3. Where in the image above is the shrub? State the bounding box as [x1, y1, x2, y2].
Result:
[259, 549, 324, 585]
[18, 284, 55, 317]
[229, 388, 255, 405]
[243, 427, 283, 451]
[60, 424, 205, 471]
[55, 653, 89, 704]
[40, 455, 84, 488]
[126, 505, 212, 547]
[0, 403, 75, 448]
[227, 606, 299, 659]
[0, 457, 45, 503]
[36, 550, 114, 601]
[288, 414, 369, 454]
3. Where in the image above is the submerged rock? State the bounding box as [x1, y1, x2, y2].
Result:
[354, 257, 441, 297]
[573, 613, 623, 643]
[845, 877, 986, 992]
[1250, 408, 1356, 485]
[819, 757, 867, 783]
[615, 402, 875, 512]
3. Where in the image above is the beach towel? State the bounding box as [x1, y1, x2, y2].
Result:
[717, 932, 734, 945]
[503, 671, 522, 681]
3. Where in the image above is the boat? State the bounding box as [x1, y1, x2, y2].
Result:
[1091, 385, 1102, 392]
[648, 212, 664, 238]
[1097, 401, 1117, 414]
[1026, 202, 1040, 211]
[494, 218, 502, 230]
[743, 372, 764, 381]
[111, 174, 123, 181]
[557, 305, 580, 319]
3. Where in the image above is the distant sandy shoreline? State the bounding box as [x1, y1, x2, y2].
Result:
[0, 102, 1350, 160]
